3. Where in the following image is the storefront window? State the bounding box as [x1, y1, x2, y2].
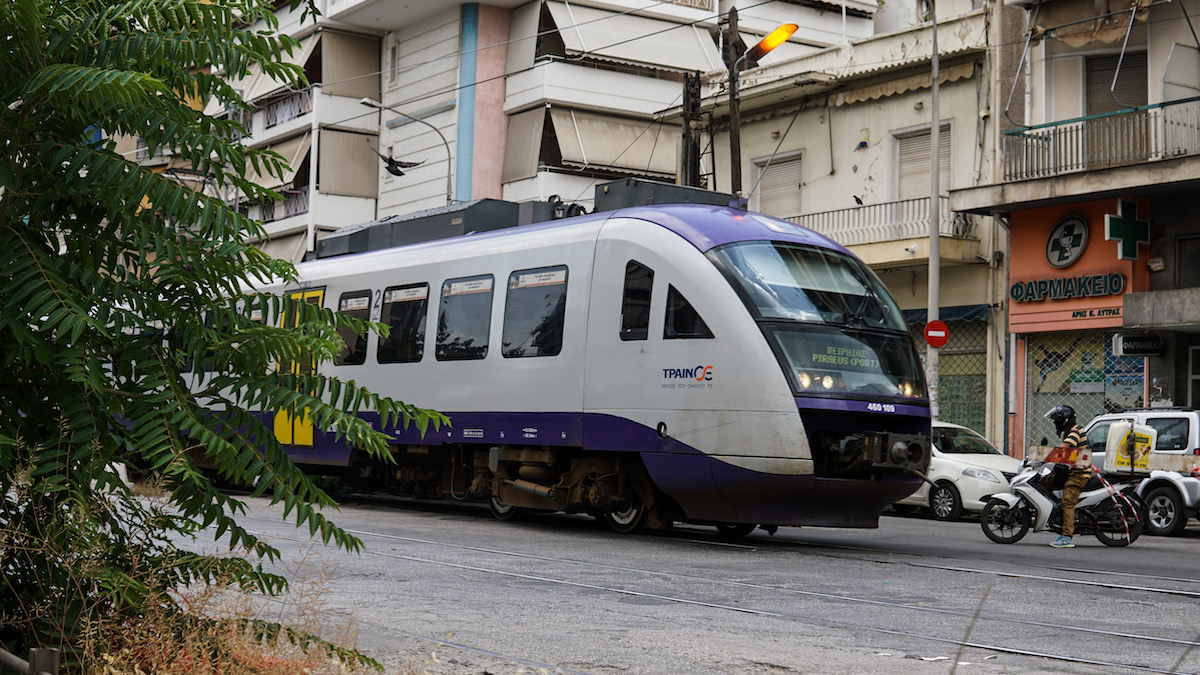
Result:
[1024, 331, 1145, 444]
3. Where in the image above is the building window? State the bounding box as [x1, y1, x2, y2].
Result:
[621, 261, 654, 341]
[436, 275, 493, 361]
[1190, 346, 1200, 407]
[1086, 53, 1147, 115]
[1179, 236, 1200, 288]
[502, 266, 568, 358]
[756, 153, 803, 218]
[378, 283, 429, 364]
[896, 123, 951, 200]
[388, 42, 400, 88]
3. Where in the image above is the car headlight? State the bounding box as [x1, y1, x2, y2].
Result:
[962, 468, 1001, 483]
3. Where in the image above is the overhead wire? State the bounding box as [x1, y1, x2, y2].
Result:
[246, 0, 1198, 202]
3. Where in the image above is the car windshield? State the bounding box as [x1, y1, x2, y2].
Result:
[709, 241, 908, 331]
[935, 428, 1002, 455]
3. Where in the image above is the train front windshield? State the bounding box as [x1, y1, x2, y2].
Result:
[710, 241, 927, 402]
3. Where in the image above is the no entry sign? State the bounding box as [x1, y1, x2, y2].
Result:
[924, 320, 949, 348]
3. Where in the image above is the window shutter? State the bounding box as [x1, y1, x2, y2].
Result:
[897, 125, 951, 200]
[1087, 53, 1148, 115]
[757, 155, 803, 218]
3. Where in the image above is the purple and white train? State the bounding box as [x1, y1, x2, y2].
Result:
[267, 203, 931, 534]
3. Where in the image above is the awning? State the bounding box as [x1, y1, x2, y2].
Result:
[254, 231, 308, 264]
[318, 130, 379, 199]
[1163, 44, 1200, 101]
[836, 62, 975, 107]
[903, 304, 991, 324]
[203, 69, 259, 117]
[1031, 0, 1151, 47]
[246, 133, 312, 191]
[501, 107, 546, 183]
[548, 108, 678, 176]
[546, 2, 722, 72]
[321, 32, 381, 99]
[246, 33, 320, 102]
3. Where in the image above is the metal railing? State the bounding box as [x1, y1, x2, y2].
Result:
[787, 196, 978, 247]
[264, 89, 314, 129]
[0, 647, 59, 675]
[261, 186, 310, 223]
[1003, 96, 1200, 181]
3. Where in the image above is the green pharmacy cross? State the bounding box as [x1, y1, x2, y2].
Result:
[1105, 199, 1149, 261]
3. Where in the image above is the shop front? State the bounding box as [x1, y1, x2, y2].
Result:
[1008, 197, 1152, 456]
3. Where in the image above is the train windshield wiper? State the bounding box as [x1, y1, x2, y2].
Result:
[841, 266, 879, 327]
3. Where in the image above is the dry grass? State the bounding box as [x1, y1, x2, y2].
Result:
[81, 541, 372, 675]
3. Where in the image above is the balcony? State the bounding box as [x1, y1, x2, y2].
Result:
[789, 197, 983, 269]
[264, 89, 314, 130]
[261, 187, 310, 223]
[1004, 97, 1200, 181]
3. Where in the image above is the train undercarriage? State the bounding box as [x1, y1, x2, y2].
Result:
[342, 443, 676, 534]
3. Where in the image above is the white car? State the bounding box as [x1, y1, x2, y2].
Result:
[893, 421, 1024, 521]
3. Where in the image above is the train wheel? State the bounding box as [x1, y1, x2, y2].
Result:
[488, 495, 521, 521]
[980, 498, 1030, 544]
[604, 501, 648, 534]
[715, 523, 756, 538]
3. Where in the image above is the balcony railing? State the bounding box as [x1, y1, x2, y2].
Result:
[261, 186, 310, 223]
[787, 196, 978, 247]
[264, 89, 314, 129]
[1003, 96, 1200, 181]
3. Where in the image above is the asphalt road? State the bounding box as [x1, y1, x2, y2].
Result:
[222, 496, 1200, 675]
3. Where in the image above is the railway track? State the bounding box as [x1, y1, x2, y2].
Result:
[238, 499, 1200, 674]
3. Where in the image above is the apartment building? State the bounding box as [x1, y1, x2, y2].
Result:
[191, 1, 865, 259]
[952, 0, 1200, 451]
[690, 2, 1012, 443]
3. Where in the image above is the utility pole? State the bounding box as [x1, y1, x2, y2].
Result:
[723, 6, 743, 195]
[927, 0, 941, 420]
[681, 71, 703, 187]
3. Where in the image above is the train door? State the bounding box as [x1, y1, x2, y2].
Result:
[274, 287, 325, 446]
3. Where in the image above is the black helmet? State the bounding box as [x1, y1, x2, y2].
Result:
[1045, 404, 1077, 437]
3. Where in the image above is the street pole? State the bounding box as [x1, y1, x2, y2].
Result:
[722, 10, 797, 198]
[360, 97, 454, 206]
[725, 7, 743, 195]
[927, 0, 941, 420]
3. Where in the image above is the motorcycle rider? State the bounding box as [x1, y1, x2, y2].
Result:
[1045, 404, 1089, 548]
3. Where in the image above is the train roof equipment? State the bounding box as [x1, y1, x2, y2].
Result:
[312, 179, 743, 261]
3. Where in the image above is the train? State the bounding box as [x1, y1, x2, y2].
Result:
[254, 199, 931, 534]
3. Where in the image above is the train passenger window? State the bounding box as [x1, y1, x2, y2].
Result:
[436, 275, 493, 361]
[503, 266, 568, 358]
[664, 285, 713, 339]
[621, 261, 653, 341]
[378, 283, 429, 364]
[335, 290, 372, 366]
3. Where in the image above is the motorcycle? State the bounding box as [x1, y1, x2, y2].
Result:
[980, 462, 1148, 546]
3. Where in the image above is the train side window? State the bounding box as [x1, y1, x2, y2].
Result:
[436, 275, 493, 361]
[335, 290, 372, 366]
[664, 284, 713, 339]
[378, 283, 429, 364]
[621, 260, 653, 341]
[503, 265, 568, 358]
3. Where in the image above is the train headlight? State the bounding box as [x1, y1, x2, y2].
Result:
[821, 375, 835, 389]
[798, 372, 811, 389]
